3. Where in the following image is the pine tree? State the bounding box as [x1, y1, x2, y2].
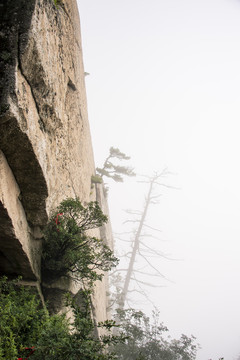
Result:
[96, 147, 135, 183]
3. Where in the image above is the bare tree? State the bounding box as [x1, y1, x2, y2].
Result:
[110, 170, 176, 310]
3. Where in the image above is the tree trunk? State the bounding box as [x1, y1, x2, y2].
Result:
[119, 178, 154, 309]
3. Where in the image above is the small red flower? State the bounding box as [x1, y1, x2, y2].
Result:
[54, 213, 63, 231]
[17, 346, 35, 360]
[55, 212, 63, 225]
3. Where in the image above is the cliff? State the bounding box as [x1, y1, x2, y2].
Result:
[0, 0, 111, 322]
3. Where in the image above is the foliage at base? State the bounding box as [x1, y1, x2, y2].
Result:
[0, 196, 200, 360]
[0, 276, 48, 359]
[0, 276, 199, 360]
[0, 277, 124, 360]
[113, 308, 199, 360]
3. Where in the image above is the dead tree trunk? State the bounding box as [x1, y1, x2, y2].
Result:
[119, 174, 158, 309]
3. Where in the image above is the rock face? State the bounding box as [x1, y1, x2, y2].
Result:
[0, 0, 111, 322]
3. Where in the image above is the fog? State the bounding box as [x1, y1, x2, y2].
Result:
[77, 0, 240, 359]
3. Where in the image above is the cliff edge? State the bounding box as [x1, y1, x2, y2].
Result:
[0, 0, 111, 322]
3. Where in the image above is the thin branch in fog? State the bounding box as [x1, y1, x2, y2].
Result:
[123, 219, 141, 224]
[153, 182, 180, 190]
[110, 269, 128, 275]
[130, 277, 164, 288]
[125, 209, 142, 215]
[139, 234, 165, 242]
[138, 253, 170, 280]
[140, 242, 170, 258]
[118, 252, 132, 258]
[133, 281, 157, 307]
[126, 289, 145, 295]
[114, 231, 137, 235]
[133, 269, 166, 278]
[149, 194, 162, 200]
[142, 224, 162, 232]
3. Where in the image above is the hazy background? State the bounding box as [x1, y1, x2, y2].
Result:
[77, 0, 240, 359]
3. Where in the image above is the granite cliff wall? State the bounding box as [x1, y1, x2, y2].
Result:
[0, 0, 111, 322]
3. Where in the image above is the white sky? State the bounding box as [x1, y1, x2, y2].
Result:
[77, 1, 240, 359]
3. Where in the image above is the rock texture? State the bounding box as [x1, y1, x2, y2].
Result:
[0, 0, 111, 322]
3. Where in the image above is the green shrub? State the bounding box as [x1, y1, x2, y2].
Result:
[41, 198, 118, 285]
[113, 308, 199, 360]
[35, 293, 124, 360]
[0, 276, 48, 359]
[0, 277, 125, 360]
[0, 199, 122, 359]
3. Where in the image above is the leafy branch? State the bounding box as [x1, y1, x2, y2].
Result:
[96, 147, 135, 183]
[41, 198, 118, 285]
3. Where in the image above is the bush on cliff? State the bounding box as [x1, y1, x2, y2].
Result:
[41, 198, 118, 285]
[0, 198, 122, 359]
[0, 276, 124, 360]
[0, 276, 50, 359]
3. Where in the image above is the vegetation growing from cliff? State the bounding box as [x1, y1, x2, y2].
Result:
[0, 276, 124, 360]
[53, 0, 61, 7]
[41, 198, 118, 284]
[0, 276, 48, 359]
[0, 200, 123, 359]
[0, 200, 199, 360]
[0, 276, 199, 360]
[96, 147, 136, 183]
